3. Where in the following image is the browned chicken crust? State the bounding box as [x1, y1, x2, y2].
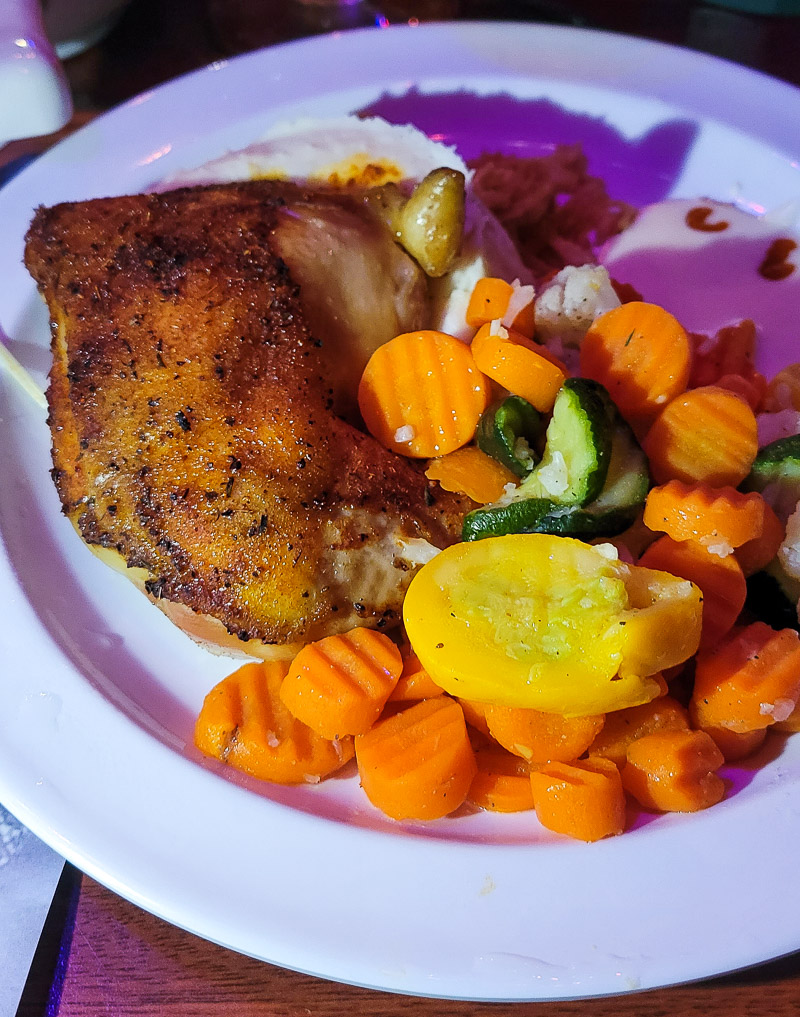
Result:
[25, 180, 468, 647]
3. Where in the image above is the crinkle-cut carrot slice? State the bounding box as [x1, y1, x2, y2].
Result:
[735, 502, 785, 577]
[425, 445, 518, 504]
[690, 621, 800, 733]
[468, 745, 534, 812]
[587, 695, 690, 768]
[485, 704, 604, 764]
[642, 385, 758, 487]
[530, 757, 626, 841]
[638, 534, 747, 649]
[387, 644, 444, 702]
[355, 697, 476, 820]
[194, 661, 354, 785]
[471, 323, 566, 413]
[280, 627, 402, 739]
[622, 729, 725, 812]
[688, 714, 768, 762]
[579, 301, 691, 424]
[643, 481, 767, 553]
[358, 329, 490, 458]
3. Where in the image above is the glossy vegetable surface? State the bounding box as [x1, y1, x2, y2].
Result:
[403, 534, 701, 715]
[194, 661, 354, 784]
[580, 301, 691, 423]
[475, 395, 543, 477]
[354, 696, 476, 820]
[358, 329, 490, 458]
[396, 168, 466, 277]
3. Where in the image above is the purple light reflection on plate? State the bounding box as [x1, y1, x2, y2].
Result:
[360, 89, 699, 206]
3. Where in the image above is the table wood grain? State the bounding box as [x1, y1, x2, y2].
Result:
[7, 1, 800, 1013]
[39, 876, 800, 1016]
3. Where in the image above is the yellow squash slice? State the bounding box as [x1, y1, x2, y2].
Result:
[403, 534, 702, 716]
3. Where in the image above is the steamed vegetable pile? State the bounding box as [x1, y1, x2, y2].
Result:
[194, 268, 800, 842]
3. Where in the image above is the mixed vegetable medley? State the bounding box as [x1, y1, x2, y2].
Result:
[194, 263, 800, 842]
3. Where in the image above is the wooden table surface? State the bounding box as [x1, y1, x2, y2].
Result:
[7, 0, 800, 1013]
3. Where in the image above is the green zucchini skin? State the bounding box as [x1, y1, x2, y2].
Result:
[462, 497, 557, 541]
[743, 435, 800, 519]
[463, 386, 650, 542]
[504, 378, 612, 507]
[475, 395, 544, 477]
[461, 500, 642, 542]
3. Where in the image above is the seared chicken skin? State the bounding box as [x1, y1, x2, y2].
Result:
[25, 180, 468, 650]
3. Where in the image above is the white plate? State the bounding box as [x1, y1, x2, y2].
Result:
[1, 22, 800, 1002]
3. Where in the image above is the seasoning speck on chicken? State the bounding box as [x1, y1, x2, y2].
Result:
[25, 179, 470, 652]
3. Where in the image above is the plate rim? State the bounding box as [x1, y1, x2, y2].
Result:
[2, 19, 800, 1002]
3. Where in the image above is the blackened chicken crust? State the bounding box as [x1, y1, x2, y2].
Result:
[25, 179, 468, 647]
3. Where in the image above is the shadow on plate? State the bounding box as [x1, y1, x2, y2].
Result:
[359, 89, 699, 206]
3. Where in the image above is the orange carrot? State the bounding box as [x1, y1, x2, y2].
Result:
[690, 621, 800, 733]
[358, 329, 490, 458]
[280, 627, 402, 739]
[639, 534, 747, 649]
[194, 661, 354, 784]
[485, 704, 604, 764]
[532, 341, 570, 373]
[509, 299, 536, 340]
[642, 481, 767, 552]
[471, 323, 566, 413]
[579, 301, 691, 424]
[355, 697, 476, 820]
[587, 695, 690, 768]
[622, 729, 725, 812]
[466, 277, 536, 337]
[425, 445, 518, 504]
[468, 745, 534, 812]
[530, 757, 626, 841]
[642, 385, 758, 487]
[388, 644, 444, 703]
[458, 697, 492, 737]
[688, 716, 768, 762]
[466, 277, 514, 328]
[735, 502, 785, 577]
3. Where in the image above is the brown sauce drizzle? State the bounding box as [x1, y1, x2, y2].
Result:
[759, 238, 798, 281]
[685, 205, 730, 232]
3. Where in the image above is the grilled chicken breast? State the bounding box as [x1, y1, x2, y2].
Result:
[25, 179, 469, 651]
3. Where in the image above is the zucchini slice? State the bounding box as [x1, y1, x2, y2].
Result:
[532, 415, 650, 537]
[462, 384, 648, 542]
[505, 378, 612, 505]
[743, 435, 800, 520]
[475, 395, 544, 477]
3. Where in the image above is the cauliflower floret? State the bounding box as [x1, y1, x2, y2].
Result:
[778, 502, 800, 582]
[534, 265, 620, 349]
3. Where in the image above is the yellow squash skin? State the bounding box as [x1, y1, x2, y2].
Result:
[402, 534, 702, 717]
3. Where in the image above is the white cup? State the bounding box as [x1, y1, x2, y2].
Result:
[0, 0, 129, 147]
